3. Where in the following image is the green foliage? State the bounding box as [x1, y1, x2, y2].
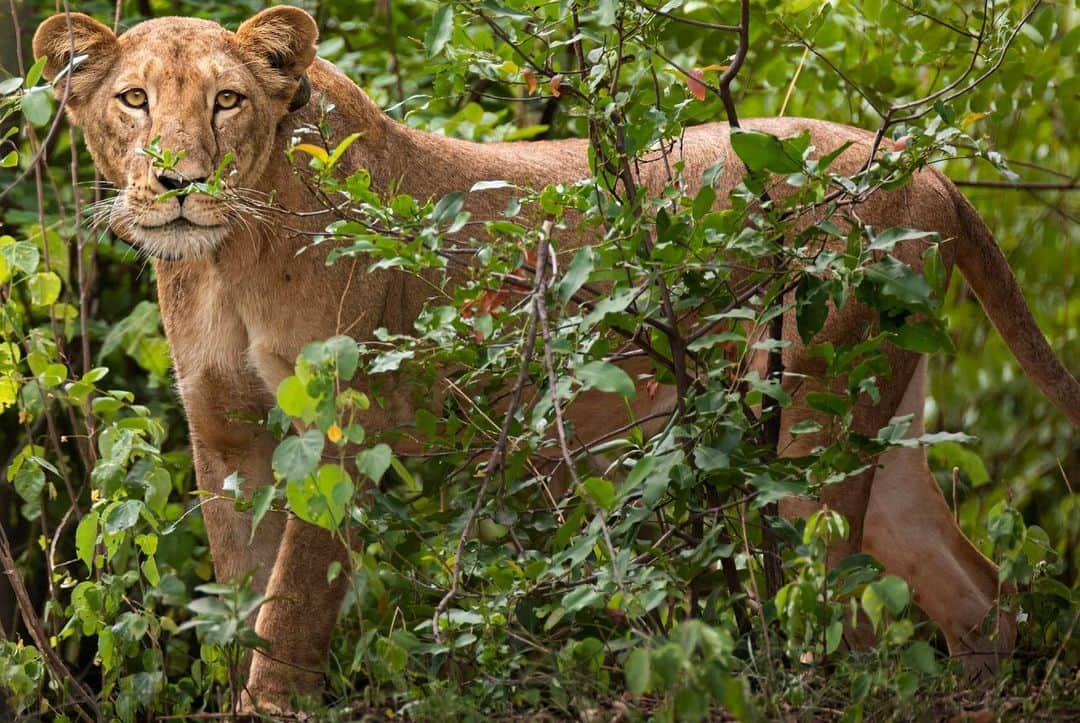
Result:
[0, 1, 1076, 720]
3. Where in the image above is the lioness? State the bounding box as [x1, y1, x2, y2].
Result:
[35, 6, 1079, 713]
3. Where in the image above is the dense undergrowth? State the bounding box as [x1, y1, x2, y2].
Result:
[0, 1, 1076, 721]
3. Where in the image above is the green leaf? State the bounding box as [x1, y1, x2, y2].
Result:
[250, 485, 277, 543]
[27, 271, 61, 306]
[555, 246, 594, 305]
[624, 647, 651, 694]
[21, 87, 52, 127]
[324, 132, 361, 172]
[872, 575, 910, 615]
[276, 376, 319, 422]
[356, 443, 392, 484]
[861, 584, 884, 630]
[806, 391, 850, 417]
[730, 128, 805, 174]
[0, 378, 16, 409]
[0, 150, 16, 168]
[1, 241, 39, 275]
[75, 511, 98, 573]
[141, 556, 160, 587]
[272, 430, 325, 482]
[875, 414, 913, 445]
[431, 190, 464, 222]
[928, 442, 990, 487]
[104, 500, 143, 534]
[576, 360, 635, 398]
[25, 56, 48, 88]
[12, 462, 44, 502]
[425, 5, 454, 57]
[749, 472, 805, 507]
[796, 274, 829, 343]
[470, 179, 515, 191]
[596, 0, 617, 25]
[369, 348, 413, 374]
[903, 640, 938, 675]
[693, 445, 729, 472]
[0, 77, 22, 95]
[675, 687, 708, 723]
[866, 256, 934, 311]
[582, 476, 615, 512]
[561, 585, 602, 612]
[143, 467, 171, 517]
[892, 320, 954, 354]
[692, 184, 716, 219]
[301, 336, 359, 380]
[867, 227, 936, 252]
[825, 620, 843, 654]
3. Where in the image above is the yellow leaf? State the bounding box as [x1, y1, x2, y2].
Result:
[961, 112, 987, 129]
[698, 64, 728, 72]
[293, 143, 329, 164]
[327, 423, 343, 443]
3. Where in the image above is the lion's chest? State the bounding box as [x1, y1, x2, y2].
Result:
[161, 259, 329, 395]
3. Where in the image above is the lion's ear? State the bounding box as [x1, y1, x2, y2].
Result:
[32, 13, 118, 105]
[236, 6, 318, 91]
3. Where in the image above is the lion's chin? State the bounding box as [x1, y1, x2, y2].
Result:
[126, 220, 229, 261]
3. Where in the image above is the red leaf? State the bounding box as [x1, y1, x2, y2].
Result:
[687, 68, 706, 101]
[523, 69, 538, 95]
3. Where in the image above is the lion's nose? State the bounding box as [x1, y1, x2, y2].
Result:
[156, 172, 208, 206]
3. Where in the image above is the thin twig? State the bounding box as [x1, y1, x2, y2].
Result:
[0, 523, 98, 721]
[431, 229, 550, 642]
[950, 178, 1078, 191]
[636, 1, 739, 32]
[534, 223, 623, 589]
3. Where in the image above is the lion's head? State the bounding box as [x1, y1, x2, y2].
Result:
[33, 7, 318, 260]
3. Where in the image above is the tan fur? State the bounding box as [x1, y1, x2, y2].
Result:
[35, 8, 1078, 713]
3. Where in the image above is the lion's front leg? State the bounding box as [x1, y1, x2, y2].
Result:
[181, 368, 287, 596]
[179, 365, 292, 715]
[242, 518, 351, 714]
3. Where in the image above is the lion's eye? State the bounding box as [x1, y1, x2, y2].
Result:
[215, 90, 244, 111]
[118, 88, 148, 110]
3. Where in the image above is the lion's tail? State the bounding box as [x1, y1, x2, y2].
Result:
[948, 183, 1080, 426]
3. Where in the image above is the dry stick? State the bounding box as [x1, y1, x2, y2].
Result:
[716, 0, 786, 598]
[431, 235, 550, 643]
[50, 3, 100, 477]
[572, 5, 690, 419]
[738, 502, 776, 701]
[893, 0, 979, 40]
[777, 46, 809, 118]
[951, 467, 960, 524]
[378, 0, 406, 104]
[1030, 608, 1079, 712]
[533, 226, 623, 590]
[0, 524, 98, 722]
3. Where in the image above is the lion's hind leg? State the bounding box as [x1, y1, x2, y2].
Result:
[862, 357, 1015, 676]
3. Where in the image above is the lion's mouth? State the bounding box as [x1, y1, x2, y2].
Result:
[141, 217, 223, 231]
[125, 217, 231, 261]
